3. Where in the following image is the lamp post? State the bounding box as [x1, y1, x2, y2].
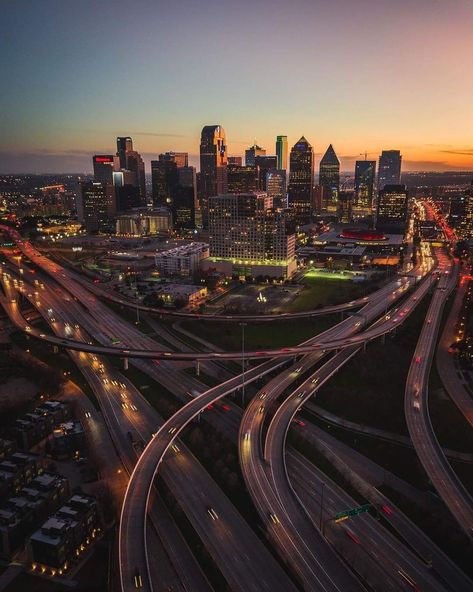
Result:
[240, 322, 247, 406]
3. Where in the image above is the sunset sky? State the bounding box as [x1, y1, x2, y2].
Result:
[1, 0, 472, 173]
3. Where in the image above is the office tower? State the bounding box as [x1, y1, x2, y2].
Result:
[173, 166, 198, 229]
[449, 182, 473, 239]
[116, 136, 146, 203]
[266, 169, 287, 207]
[151, 154, 179, 207]
[245, 143, 266, 166]
[199, 125, 228, 227]
[93, 155, 119, 185]
[276, 135, 288, 171]
[207, 192, 296, 278]
[319, 144, 340, 212]
[117, 137, 133, 169]
[228, 156, 243, 166]
[288, 136, 314, 223]
[354, 160, 376, 210]
[77, 182, 116, 233]
[227, 164, 258, 193]
[378, 150, 402, 190]
[255, 155, 278, 191]
[337, 190, 354, 223]
[376, 184, 408, 229]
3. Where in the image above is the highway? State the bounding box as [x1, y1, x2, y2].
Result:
[436, 277, 473, 427]
[405, 251, 473, 539]
[0, 263, 301, 592]
[119, 252, 436, 592]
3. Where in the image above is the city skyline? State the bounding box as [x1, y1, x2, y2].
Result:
[1, 0, 473, 174]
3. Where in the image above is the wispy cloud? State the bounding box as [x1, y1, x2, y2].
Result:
[439, 149, 473, 157]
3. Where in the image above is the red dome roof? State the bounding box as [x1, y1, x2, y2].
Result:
[340, 229, 386, 241]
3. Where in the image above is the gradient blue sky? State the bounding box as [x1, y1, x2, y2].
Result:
[1, 0, 473, 173]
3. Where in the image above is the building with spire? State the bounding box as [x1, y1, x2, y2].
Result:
[288, 136, 314, 223]
[319, 144, 340, 212]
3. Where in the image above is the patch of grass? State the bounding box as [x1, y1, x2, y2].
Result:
[287, 276, 378, 313]
[179, 315, 338, 351]
[314, 296, 431, 436]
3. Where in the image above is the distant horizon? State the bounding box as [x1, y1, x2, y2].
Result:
[2, 1, 473, 176]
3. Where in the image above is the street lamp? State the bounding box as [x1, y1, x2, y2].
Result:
[240, 322, 247, 406]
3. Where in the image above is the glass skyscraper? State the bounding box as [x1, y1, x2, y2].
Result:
[199, 125, 228, 228]
[276, 135, 288, 171]
[378, 150, 402, 190]
[319, 144, 340, 212]
[288, 136, 314, 223]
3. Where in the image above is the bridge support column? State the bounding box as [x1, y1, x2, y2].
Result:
[196, 360, 200, 376]
[123, 357, 129, 370]
[363, 341, 367, 353]
[53, 345, 58, 354]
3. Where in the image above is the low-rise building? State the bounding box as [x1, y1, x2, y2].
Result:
[154, 284, 207, 306]
[116, 208, 172, 236]
[28, 493, 102, 574]
[50, 421, 86, 460]
[155, 242, 209, 277]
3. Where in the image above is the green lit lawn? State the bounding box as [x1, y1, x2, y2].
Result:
[287, 277, 370, 313]
[178, 316, 337, 351]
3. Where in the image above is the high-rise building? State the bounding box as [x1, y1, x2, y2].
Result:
[378, 150, 402, 190]
[206, 192, 296, 278]
[449, 182, 473, 239]
[255, 155, 278, 191]
[245, 143, 266, 166]
[116, 137, 146, 204]
[354, 160, 376, 210]
[266, 169, 287, 207]
[376, 184, 408, 229]
[337, 190, 354, 223]
[116, 137, 133, 169]
[227, 165, 258, 194]
[151, 154, 179, 207]
[276, 135, 288, 171]
[173, 166, 198, 229]
[93, 155, 119, 185]
[288, 136, 314, 223]
[199, 125, 228, 227]
[228, 156, 242, 166]
[319, 144, 340, 212]
[77, 182, 116, 233]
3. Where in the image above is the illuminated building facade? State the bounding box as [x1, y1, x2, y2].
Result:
[288, 136, 314, 223]
[206, 192, 296, 278]
[255, 155, 278, 191]
[376, 184, 408, 228]
[93, 155, 119, 185]
[227, 165, 258, 193]
[354, 160, 376, 211]
[116, 136, 146, 204]
[77, 182, 115, 232]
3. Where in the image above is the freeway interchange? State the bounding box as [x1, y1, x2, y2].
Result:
[0, 224, 472, 592]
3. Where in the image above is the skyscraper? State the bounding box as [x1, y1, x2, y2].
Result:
[245, 143, 266, 166]
[77, 182, 116, 233]
[378, 150, 402, 190]
[255, 155, 278, 191]
[376, 184, 408, 229]
[227, 164, 258, 194]
[173, 166, 198, 229]
[116, 136, 146, 204]
[93, 155, 119, 185]
[116, 137, 133, 169]
[199, 125, 228, 227]
[207, 193, 296, 278]
[151, 153, 179, 207]
[276, 135, 288, 171]
[354, 160, 376, 210]
[228, 156, 243, 166]
[319, 144, 340, 212]
[288, 136, 314, 223]
[266, 169, 287, 208]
